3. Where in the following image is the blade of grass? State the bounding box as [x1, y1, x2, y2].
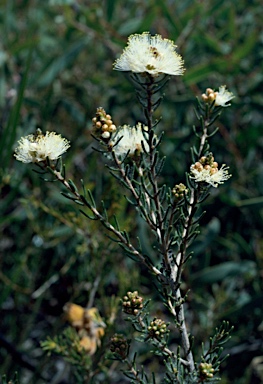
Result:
[0, 46, 34, 170]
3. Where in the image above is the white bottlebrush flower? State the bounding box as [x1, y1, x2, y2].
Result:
[190, 164, 231, 188]
[113, 32, 185, 77]
[14, 130, 70, 163]
[214, 85, 235, 107]
[109, 123, 149, 158]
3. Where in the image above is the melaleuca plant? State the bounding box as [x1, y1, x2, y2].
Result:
[14, 32, 234, 383]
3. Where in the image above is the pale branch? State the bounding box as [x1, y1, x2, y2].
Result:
[167, 125, 211, 371]
[168, 297, 195, 372]
[199, 125, 207, 157]
[87, 275, 101, 309]
[138, 76, 197, 373]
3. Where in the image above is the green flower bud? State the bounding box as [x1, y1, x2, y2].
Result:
[122, 291, 144, 315]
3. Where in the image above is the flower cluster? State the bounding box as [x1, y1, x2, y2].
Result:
[109, 123, 149, 158]
[190, 154, 231, 188]
[14, 129, 70, 163]
[122, 291, 144, 315]
[63, 303, 105, 355]
[199, 362, 215, 379]
[92, 107, 117, 140]
[202, 86, 235, 107]
[110, 334, 129, 360]
[172, 183, 188, 202]
[147, 318, 169, 340]
[113, 32, 185, 77]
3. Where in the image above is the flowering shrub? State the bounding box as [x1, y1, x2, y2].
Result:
[13, 32, 235, 383]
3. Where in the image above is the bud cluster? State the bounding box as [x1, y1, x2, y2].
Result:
[92, 107, 116, 140]
[199, 362, 215, 379]
[147, 318, 169, 339]
[122, 291, 144, 315]
[110, 334, 129, 360]
[201, 85, 234, 107]
[201, 88, 218, 104]
[192, 154, 219, 176]
[172, 183, 188, 201]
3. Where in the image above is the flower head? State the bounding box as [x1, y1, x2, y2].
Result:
[109, 123, 149, 158]
[190, 154, 231, 187]
[122, 291, 144, 316]
[110, 334, 129, 360]
[172, 183, 188, 202]
[202, 86, 234, 107]
[147, 318, 169, 340]
[199, 363, 215, 380]
[113, 32, 185, 77]
[214, 85, 235, 107]
[14, 130, 70, 163]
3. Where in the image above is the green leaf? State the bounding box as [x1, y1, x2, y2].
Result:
[184, 62, 214, 84]
[157, 0, 182, 35]
[218, 293, 263, 320]
[49, 0, 75, 5]
[118, 18, 144, 35]
[232, 31, 258, 63]
[106, 0, 118, 21]
[32, 38, 89, 88]
[192, 218, 220, 255]
[0, 46, 34, 170]
[236, 196, 263, 208]
[192, 260, 256, 284]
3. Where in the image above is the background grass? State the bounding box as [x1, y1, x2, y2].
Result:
[0, 0, 263, 383]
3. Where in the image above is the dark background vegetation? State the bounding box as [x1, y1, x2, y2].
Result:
[0, 0, 262, 383]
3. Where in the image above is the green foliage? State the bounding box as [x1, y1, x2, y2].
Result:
[40, 327, 92, 380]
[1, 372, 19, 384]
[199, 321, 233, 380]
